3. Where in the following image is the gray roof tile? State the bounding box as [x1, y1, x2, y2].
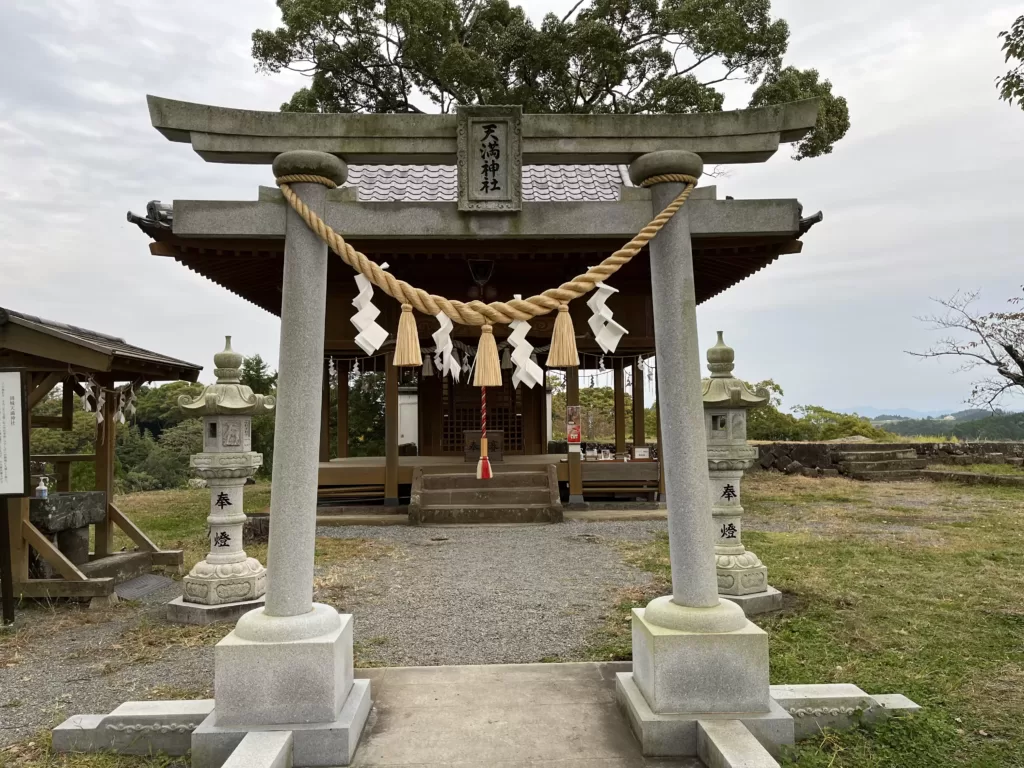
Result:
[346, 164, 628, 203]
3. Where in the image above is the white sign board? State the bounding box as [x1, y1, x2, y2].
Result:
[0, 370, 29, 497]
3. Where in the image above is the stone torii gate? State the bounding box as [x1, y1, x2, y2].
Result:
[54, 98, 918, 768]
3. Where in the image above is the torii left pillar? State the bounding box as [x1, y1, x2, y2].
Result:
[193, 151, 371, 767]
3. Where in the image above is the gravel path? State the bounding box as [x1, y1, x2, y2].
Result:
[321, 519, 668, 666]
[0, 519, 666, 749]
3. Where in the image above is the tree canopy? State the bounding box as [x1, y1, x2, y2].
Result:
[253, 0, 850, 158]
[998, 14, 1024, 109]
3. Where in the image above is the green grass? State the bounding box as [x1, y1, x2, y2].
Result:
[583, 472, 1024, 767]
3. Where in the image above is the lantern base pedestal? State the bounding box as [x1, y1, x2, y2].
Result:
[166, 595, 266, 626]
[723, 587, 784, 617]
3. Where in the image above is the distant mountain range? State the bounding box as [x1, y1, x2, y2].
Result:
[839, 406, 963, 420]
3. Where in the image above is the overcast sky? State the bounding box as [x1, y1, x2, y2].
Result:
[2, 0, 1022, 415]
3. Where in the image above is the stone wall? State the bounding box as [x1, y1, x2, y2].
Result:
[756, 441, 1024, 473]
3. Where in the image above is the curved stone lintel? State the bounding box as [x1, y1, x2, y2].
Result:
[147, 95, 820, 166]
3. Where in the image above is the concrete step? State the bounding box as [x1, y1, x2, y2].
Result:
[420, 487, 552, 506]
[79, 551, 154, 584]
[421, 471, 548, 490]
[412, 503, 562, 524]
[222, 731, 292, 768]
[833, 449, 917, 461]
[839, 459, 927, 473]
[847, 470, 924, 482]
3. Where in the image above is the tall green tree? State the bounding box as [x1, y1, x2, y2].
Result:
[998, 14, 1024, 109]
[253, 0, 849, 158]
[240, 353, 279, 395]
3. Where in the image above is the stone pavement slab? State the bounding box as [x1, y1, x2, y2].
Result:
[351, 662, 699, 767]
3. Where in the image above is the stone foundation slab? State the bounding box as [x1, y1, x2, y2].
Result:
[616, 672, 793, 757]
[52, 700, 215, 756]
[191, 679, 371, 768]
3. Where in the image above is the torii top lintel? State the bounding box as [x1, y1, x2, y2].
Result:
[147, 96, 819, 167]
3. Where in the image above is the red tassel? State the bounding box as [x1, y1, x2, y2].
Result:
[476, 386, 493, 480]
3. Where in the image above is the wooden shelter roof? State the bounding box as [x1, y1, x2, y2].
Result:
[0, 307, 201, 381]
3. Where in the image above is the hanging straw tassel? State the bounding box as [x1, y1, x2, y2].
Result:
[546, 304, 579, 367]
[473, 324, 502, 387]
[393, 303, 422, 367]
[477, 386, 493, 480]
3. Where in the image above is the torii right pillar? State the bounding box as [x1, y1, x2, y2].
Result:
[615, 151, 793, 758]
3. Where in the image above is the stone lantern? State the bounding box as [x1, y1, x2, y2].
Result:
[166, 337, 275, 624]
[702, 331, 781, 615]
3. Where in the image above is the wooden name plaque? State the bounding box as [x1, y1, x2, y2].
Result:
[464, 430, 504, 462]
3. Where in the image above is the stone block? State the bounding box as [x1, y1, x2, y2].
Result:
[80, 552, 153, 583]
[868, 693, 922, 719]
[166, 596, 266, 626]
[52, 700, 215, 756]
[214, 613, 354, 726]
[769, 684, 876, 740]
[697, 719, 780, 768]
[631, 607, 770, 714]
[616, 673, 793, 757]
[724, 587, 784, 617]
[29, 492, 106, 533]
[57, 527, 90, 565]
[221, 731, 293, 768]
[192, 679, 371, 768]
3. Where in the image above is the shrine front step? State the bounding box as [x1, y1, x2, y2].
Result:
[420, 471, 549, 490]
[412, 503, 563, 524]
[410, 466, 562, 524]
[419, 487, 553, 506]
[80, 552, 154, 585]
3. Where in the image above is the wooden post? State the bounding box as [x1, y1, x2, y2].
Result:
[384, 352, 400, 505]
[613, 359, 626, 454]
[336, 361, 349, 458]
[93, 376, 116, 559]
[566, 368, 584, 503]
[656, 368, 665, 500]
[632, 358, 645, 449]
[320, 361, 331, 462]
[2, 498, 26, 624]
[55, 461, 71, 493]
[61, 377, 75, 430]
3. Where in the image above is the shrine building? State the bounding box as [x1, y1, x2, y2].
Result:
[130, 98, 821, 508]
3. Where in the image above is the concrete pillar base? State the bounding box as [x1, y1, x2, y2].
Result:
[214, 607, 360, 726]
[631, 603, 769, 715]
[191, 681, 371, 768]
[615, 672, 793, 758]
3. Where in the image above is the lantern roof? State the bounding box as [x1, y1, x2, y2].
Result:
[178, 336, 275, 417]
[701, 331, 768, 409]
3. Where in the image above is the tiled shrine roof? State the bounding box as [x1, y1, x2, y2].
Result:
[346, 164, 630, 203]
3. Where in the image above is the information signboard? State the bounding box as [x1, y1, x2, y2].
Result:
[0, 369, 29, 498]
